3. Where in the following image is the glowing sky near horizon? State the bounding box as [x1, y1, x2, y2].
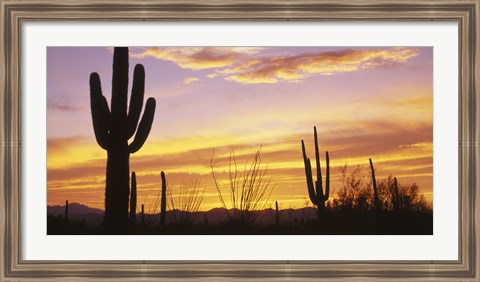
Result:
[47, 46, 433, 212]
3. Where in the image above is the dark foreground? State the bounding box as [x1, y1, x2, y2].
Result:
[48, 208, 432, 235]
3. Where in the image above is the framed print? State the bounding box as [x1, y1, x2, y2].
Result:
[1, 0, 479, 281]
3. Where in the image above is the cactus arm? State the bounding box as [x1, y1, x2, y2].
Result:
[313, 126, 324, 198]
[160, 171, 167, 226]
[369, 158, 380, 211]
[324, 151, 330, 200]
[101, 95, 111, 131]
[89, 72, 109, 150]
[129, 98, 156, 153]
[126, 64, 145, 139]
[306, 158, 321, 206]
[130, 172, 137, 222]
[111, 47, 129, 127]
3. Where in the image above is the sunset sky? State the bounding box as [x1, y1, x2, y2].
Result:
[47, 46, 433, 212]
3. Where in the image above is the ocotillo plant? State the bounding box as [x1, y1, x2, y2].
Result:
[301, 126, 330, 219]
[64, 200, 69, 221]
[369, 158, 381, 213]
[160, 171, 167, 227]
[89, 47, 156, 229]
[130, 172, 137, 224]
[275, 201, 279, 226]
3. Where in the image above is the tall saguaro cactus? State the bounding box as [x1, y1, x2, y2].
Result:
[89, 47, 156, 230]
[301, 126, 330, 219]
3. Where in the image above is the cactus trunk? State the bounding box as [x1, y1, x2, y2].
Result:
[160, 171, 167, 226]
[105, 147, 130, 227]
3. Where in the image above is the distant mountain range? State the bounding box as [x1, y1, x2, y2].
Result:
[48, 203, 318, 225]
[48, 202, 103, 215]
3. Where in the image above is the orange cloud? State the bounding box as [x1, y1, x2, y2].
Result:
[183, 77, 200, 85]
[130, 47, 263, 70]
[130, 47, 418, 84]
[219, 47, 418, 84]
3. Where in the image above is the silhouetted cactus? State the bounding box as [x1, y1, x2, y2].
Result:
[275, 201, 279, 225]
[130, 172, 137, 224]
[301, 126, 330, 219]
[141, 204, 144, 225]
[89, 47, 156, 230]
[369, 158, 381, 213]
[64, 200, 69, 221]
[160, 171, 167, 227]
[392, 177, 400, 212]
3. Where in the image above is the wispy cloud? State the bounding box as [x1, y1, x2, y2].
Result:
[130, 47, 418, 84]
[218, 48, 419, 84]
[130, 47, 264, 70]
[47, 100, 80, 111]
[183, 77, 200, 85]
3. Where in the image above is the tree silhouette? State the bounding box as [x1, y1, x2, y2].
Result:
[89, 47, 156, 230]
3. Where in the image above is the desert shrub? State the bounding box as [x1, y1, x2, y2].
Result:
[333, 164, 373, 211]
[333, 164, 431, 213]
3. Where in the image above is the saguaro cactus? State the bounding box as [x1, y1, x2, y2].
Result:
[369, 158, 381, 213]
[301, 126, 330, 219]
[141, 204, 145, 225]
[160, 171, 167, 227]
[89, 47, 156, 229]
[130, 172, 137, 224]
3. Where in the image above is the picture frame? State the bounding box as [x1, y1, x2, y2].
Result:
[1, 0, 478, 280]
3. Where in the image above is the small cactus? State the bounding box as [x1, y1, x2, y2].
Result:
[64, 200, 69, 221]
[369, 158, 381, 213]
[141, 204, 144, 225]
[160, 171, 167, 226]
[130, 172, 137, 224]
[275, 201, 279, 225]
[301, 126, 330, 219]
[392, 177, 400, 212]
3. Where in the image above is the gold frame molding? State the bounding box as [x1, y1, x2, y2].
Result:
[1, 0, 479, 280]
